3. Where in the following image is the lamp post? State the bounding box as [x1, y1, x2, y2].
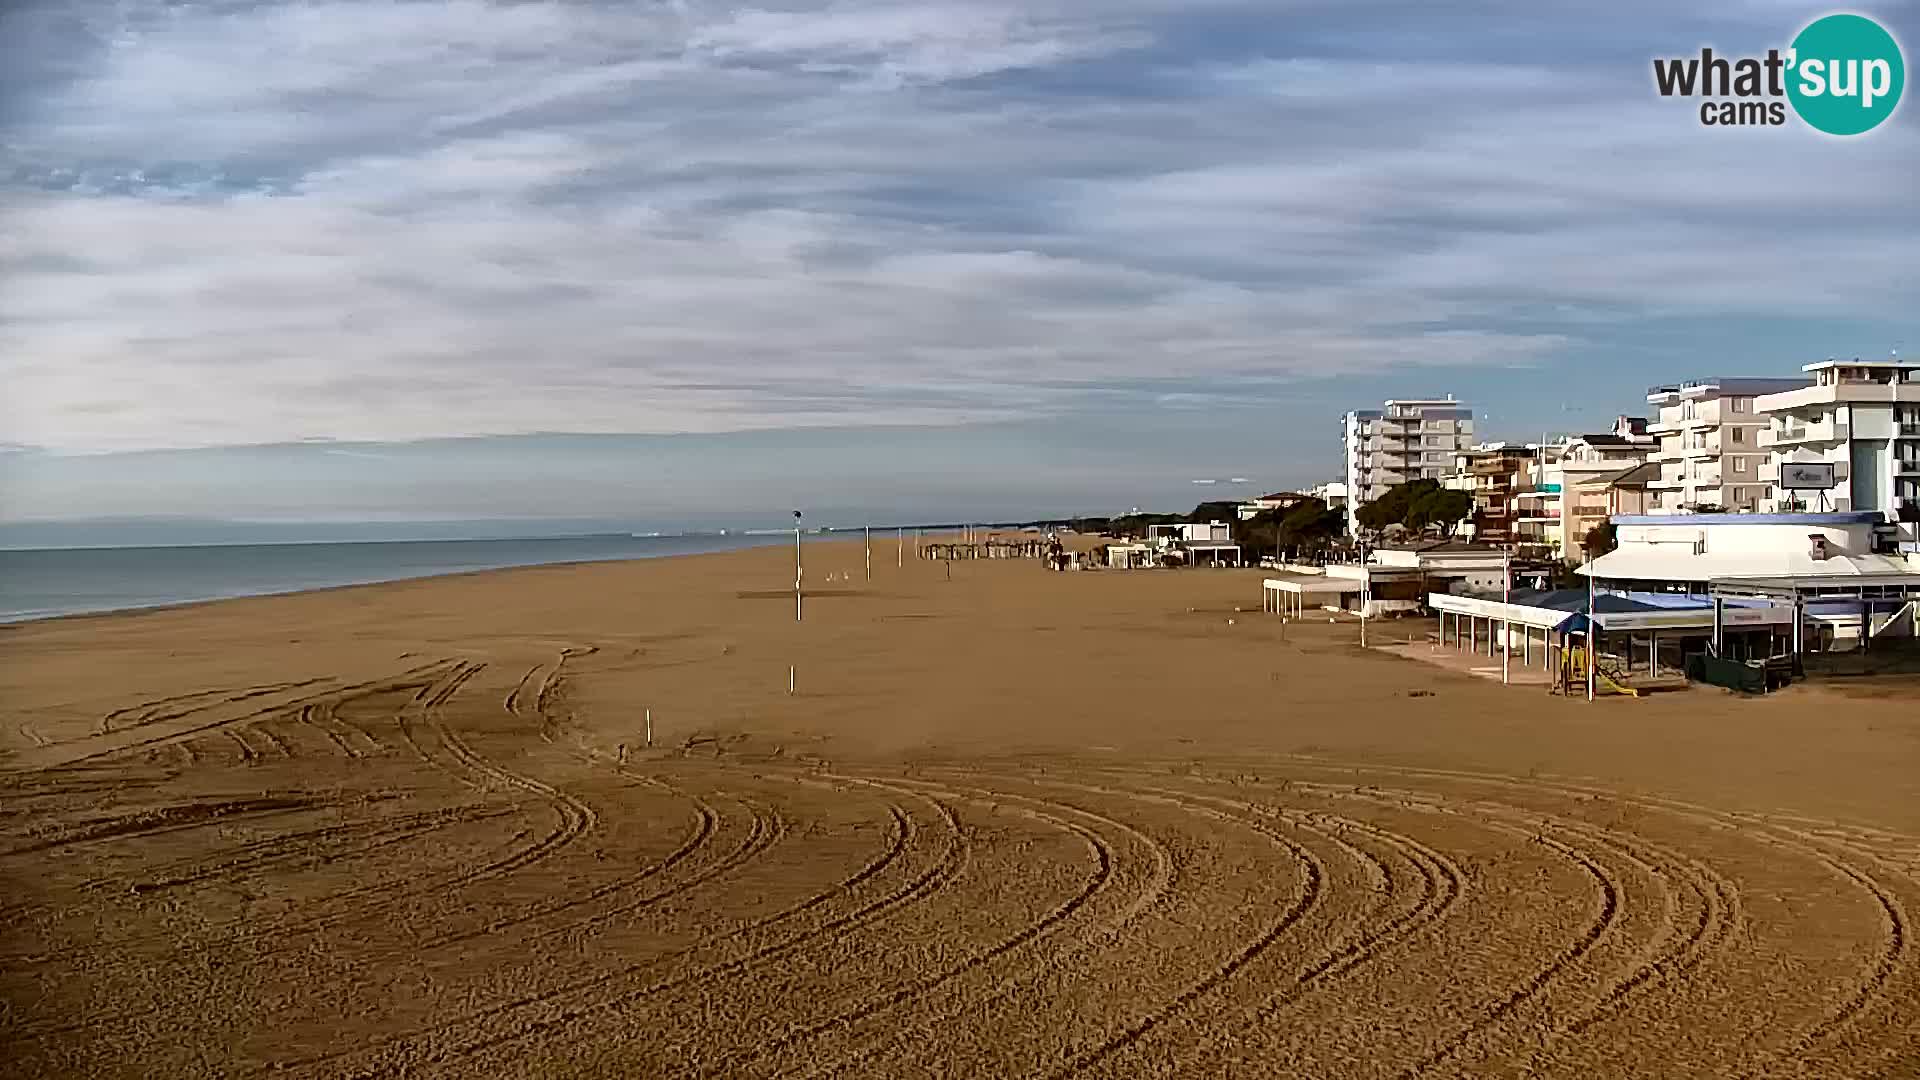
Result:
[1502, 552, 1512, 685]
[1587, 559, 1597, 701]
[793, 510, 804, 623]
[1358, 541, 1369, 648]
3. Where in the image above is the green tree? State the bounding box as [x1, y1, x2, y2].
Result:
[1355, 479, 1441, 535]
[1583, 519, 1618, 558]
[1239, 498, 1345, 558]
[1407, 488, 1474, 537]
[1187, 501, 1240, 524]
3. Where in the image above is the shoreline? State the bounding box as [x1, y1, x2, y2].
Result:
[0, 537, 792, 629]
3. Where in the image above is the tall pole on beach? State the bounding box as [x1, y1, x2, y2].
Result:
[793, 509, 804, 623]
[1586, 561, 1597, 702]
[1359, 542, 1368, 648]
[897, 528, 903, 568]
[865, 525, 871, 581]
[1501, 553, 1511, 685]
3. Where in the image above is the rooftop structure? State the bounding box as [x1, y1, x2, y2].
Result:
[1582, 511, 1916, 586]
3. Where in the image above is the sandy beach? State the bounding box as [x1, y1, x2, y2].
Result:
[3, 539, 1917, 1078]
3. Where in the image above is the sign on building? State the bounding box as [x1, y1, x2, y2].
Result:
[1778, 462, 1837, 490]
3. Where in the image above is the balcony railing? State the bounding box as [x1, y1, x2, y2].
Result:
[1762, 421, 1850, 447]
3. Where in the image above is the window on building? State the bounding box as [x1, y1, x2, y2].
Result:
[1730, 398, 1750, 413]
[1732, 457, 1746, 475]
[1731, 428, 1745, 445]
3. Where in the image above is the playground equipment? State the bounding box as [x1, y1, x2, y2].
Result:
[1552, 640, 1640, 697]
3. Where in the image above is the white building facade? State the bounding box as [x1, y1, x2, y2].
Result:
[1756, 359, 1920, 547]
[1644, 377, 1809, 514]
[1342, 397, 1474, 536]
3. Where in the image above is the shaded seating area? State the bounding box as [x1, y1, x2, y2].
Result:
[1425, 588, 1794, 691]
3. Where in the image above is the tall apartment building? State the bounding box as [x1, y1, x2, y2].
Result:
[1342, 397, 1475, 535]
[1644, 377, 1810, 513]
[1757, 359, 1920, 543]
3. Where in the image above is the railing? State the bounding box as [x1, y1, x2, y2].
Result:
[1764, 422, 1849, 446]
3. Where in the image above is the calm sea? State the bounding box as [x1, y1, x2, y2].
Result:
[0, 534, 779, 624]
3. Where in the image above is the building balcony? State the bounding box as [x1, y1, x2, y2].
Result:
[1761, 421, 1849, 447]
[1646, 476, 1686, 489]
[1677, 443, 1719, 459]
[1898, 458, 1920, 475]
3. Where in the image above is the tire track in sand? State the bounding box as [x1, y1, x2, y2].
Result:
[1032, 775, 1330, 1080]
[995, 772, 1464, 1079]
[785, 769, 1183, 1080]
[323, 779, 962, 1078]
[1277, 775, 1727, 1046]
[1271, 760, 1896, 1075]
[274, 792, 900, 1074]
[688, 773, 1128, 1079]
[97, 679, 331, 734]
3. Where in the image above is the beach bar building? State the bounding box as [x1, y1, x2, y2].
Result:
[1262, 541, 1510, 618]
[1426, 588, 1794, 682]
[1583, 512, 1920, 651]
[1426, 510, 1920, 688]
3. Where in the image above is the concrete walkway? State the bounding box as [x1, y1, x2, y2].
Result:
[1374, 641, 1555, 687]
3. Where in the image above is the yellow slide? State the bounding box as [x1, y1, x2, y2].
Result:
[1555, 651, 1640, 697]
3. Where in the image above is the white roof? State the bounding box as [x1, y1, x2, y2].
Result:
[1582, 547, 1915, 581]
[1263, 576, 1354, 594]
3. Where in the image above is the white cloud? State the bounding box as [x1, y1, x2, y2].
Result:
[0, 0, 1915, 452]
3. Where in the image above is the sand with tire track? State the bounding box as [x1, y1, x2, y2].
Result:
[2, 539, 1918, 1079]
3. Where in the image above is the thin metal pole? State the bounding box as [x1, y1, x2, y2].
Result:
[794, 521, 804, 623]
[1502, 553, 1511, 685]
[865, 525, 871, 581]
[898, 528, 903, 567]
[1587, 567, 1597, 701]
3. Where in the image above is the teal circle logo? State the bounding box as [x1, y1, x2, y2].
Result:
[1787, 13, 1905, 135]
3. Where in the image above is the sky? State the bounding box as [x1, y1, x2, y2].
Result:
[2, 0, 1917, 534]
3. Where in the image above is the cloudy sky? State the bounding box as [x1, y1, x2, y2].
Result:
[2, 0, 1916, 532]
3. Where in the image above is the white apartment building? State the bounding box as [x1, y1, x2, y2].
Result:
[1757, 359, 1920, 546]
[1644, 377, 1810, 513]
[1306, 480, 1350, 511]
[1342, 397, 1475, 535]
